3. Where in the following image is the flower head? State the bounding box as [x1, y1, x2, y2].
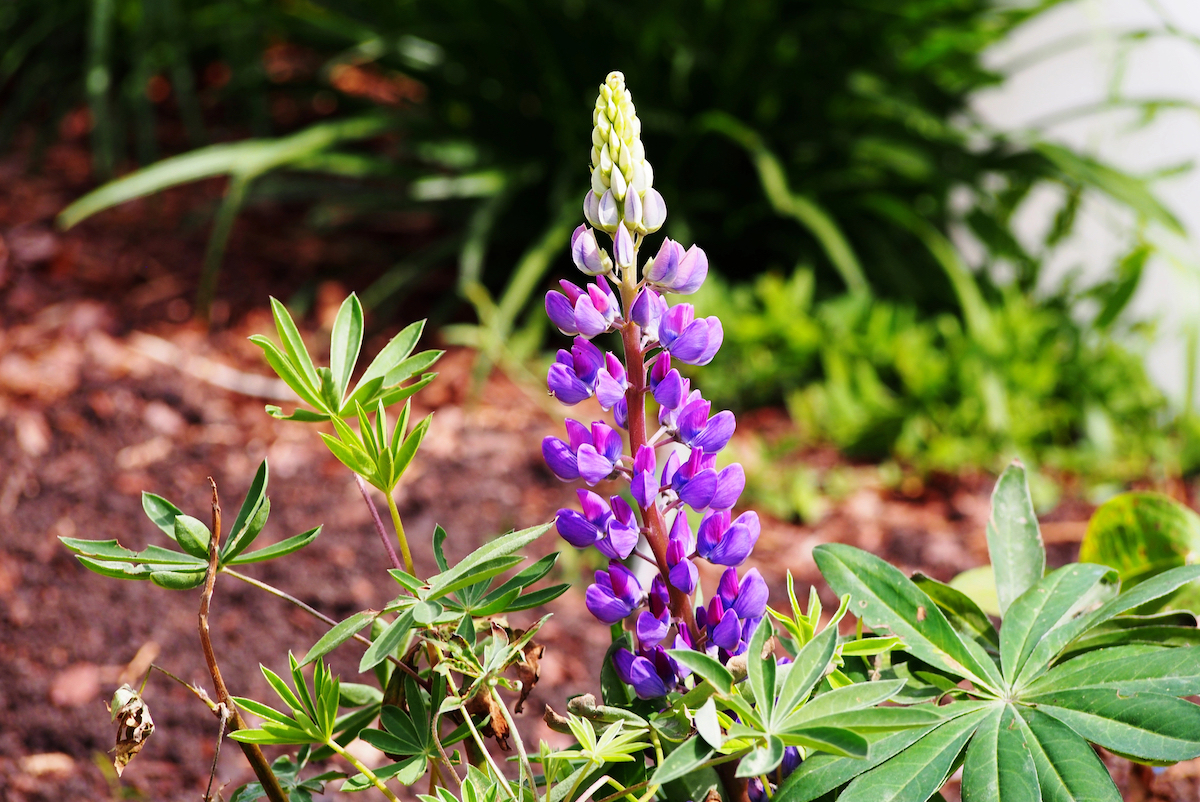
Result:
[547, 337, 604, 404]
[586, 561, 642, 624]
[696, 510, 760, 566]
[555, 489, 639, 559]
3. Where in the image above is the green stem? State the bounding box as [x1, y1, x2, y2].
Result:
[326, 739, 401, 802]
[492, 687, 536, 799]
[385, 491, 416, 575]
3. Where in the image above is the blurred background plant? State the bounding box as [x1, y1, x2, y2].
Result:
[4, 0, 1198, 510]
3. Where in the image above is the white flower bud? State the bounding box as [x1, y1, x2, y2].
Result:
[592, 167, 607, 194]
[599, 144, 613, 173]
[610, 166, 628, 201]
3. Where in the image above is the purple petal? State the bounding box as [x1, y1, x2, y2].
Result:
[705, 512, 759, 566]
[645, 238, 682, 284]
[692, 410, 736, 454]
[668, 508, 695, 553]
[573, 297, 608, 338]
[623, 190, 642, 229]
[607, 561, 642, 605]
[642, 189, 666, 232]
[565, 418, 590, 451]
[547, 363, 591, 404]
[634, 444, 656, 475]
[696, 510, 730, 562]
[636, 610, 670, 645]
[652, 369, 685, 410]
[613, 398, 628, 430]
[596, 370, 627, 410]
[613, 648, 638, 685]
[677, 398, 713, 444]
[599, 522, 639, 561]
[593, 423, 623, 462]
[717, 567, 741, 607]
[545, 292, 579, 335]
[665, 321, 711, 364]
[586, 584, 635, 624]
[711, 612, 743, 650]
[630, 288, 665, 336]
[598, 190, 618, 229]
[659, 304, 695, 346]
[710, 463, 746, 510]
[672, 245, 709, 295]
[578, 488, 610, 521]
[669, 557, 698, 595]
[571, 225, 605, 275]
[584, 191, 601, 228]
[614, 224, 634, 269]
[555, 509, 601, 549]
[677, 469, 717, 510]
[733, 568, 768, 620]
[542, 437, 580, 481]
[632, 471, 658, 510]
[571, 337, 605, 382]
[577, 444, 616, 485]
[693, 318, 723, 366]
[558, 280, 584, 304]
[624, 654, 670, 699]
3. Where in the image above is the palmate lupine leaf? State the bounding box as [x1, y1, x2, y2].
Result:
[804, 460, 1200, 802]
[984, 462, 1045, 617]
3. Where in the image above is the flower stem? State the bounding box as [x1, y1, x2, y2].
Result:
[326, 738, 402, 802]
[617, 281, 700, 645]
[356, 474, 403, 572]
[385, 490, 416, 575]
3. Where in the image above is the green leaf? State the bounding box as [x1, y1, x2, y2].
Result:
[347, 320, 424, 402]
[383, 349, 443, 389]
[780, 726, 869, 758]
[359, 610, 414, 672]
[142, 492, 183, 540]
[319, 432, 376, 479]
[961, 704, 1037, 802]
[814, 543, 1001, 692]
[388, 414, 431, 489]
[228, 526, 321, 565]
[1016, 707, 1122, 802]
[795, 706, 945, 734]
[1025, 688, 1200, 762]
[1079, 492, 1200, 591]
[301, 611, 379, 667]
[173, 515, 212, 560]
[1000, 563, 1116, 684]
[835, 707, 988, 802]
[694, 697, 723, 749]
[232, 697, 293, 725]
[949, 566, 1001, 618]
[423, 522, 553, 598]
[1027, 644, 1200, 697]
[60, 537, 138, 561]
[249, 334, 325, 413]
[986, 462, 1045, 617]
[264, 406, 329, 423]
[342, 755, 426, 790]
[75, 556, 154, 581]
[426, 555, 524, 600]
[432, 524, 450, 572]
[668, 650, 736, 695]
[747, 617, 775, 720]
[737, 734, 786, 778]
[1016, 565, 1200, 688]
[912, 573, 1000, 649]
[412, 600, 444, 625]
[360, 726, 423, 757]
[150, 569, 207, 590]
[376, 373, 438, 409]
[329, 294, 364, 401]
[774, 706, 983, 802]
[775, 624, 837, 722]
[222, 460, 270, 562]
[601, 632, 634, 706]
[269, 297, 320, 389]
[785, 679, 906, 725]
[503, 583, 571, 613]
[650, 736, 714, 786]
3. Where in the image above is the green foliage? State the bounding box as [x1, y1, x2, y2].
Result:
[60, 459, 320, 588]
[1081, 492, 1200, 612]
[785, 462, 1200, 802]
[692, 268, 1173, 486]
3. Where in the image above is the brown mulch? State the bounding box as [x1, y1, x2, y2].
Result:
[1, 136, 1195, 802]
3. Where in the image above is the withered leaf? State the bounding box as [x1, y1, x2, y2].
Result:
[464, 690, 510, 751]
[107, 684, 154, 777]
[513, 640, 544, 714]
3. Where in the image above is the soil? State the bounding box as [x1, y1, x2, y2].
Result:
[1, 135, 1197, 802]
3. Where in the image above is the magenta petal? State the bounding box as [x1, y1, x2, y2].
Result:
[542, 437, 580, 481]
[717, 567, 740, 607]
[565, 418, 590, 451]
[632, 471, 658, 509]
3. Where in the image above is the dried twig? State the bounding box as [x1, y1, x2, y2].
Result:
[199, 478, 289, 802]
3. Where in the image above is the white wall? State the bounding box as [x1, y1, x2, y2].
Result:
[972, 0, 1200, 403]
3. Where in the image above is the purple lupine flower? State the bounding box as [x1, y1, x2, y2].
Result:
[596, 353, 629, 411]
[663, 449, 718, 510]
[710, 463, 746, 510]
[555, 489, 638, 559]
[570, 224, 608, 275]
[545, 290, 580, 335]
[645, 239, 709, 295]
[613, 645, 682, 699]
[630, 287, 667, 342]
[716, 567, 769, 622]
[666, 512, 698, 594]
[597, 494, 640, 560]
[649, 352, 686, 410]
[660, 385, 698, 431]
[631, 445, 658, 509]
[636, 575, 671, 645]
[659, 304, 723, 365]
[696, 509, 760, 566]
[547, 337, 604, 404]
[576, 421, 623, 484]
[642, 188, 666, 232]
[676, 396, 736, 453]
[574, 276, 621, 338]
[586, 561, 642, 624]
[541, 419, 591, 481]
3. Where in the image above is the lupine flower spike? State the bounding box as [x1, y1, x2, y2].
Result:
[546, 71, 765, 703]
